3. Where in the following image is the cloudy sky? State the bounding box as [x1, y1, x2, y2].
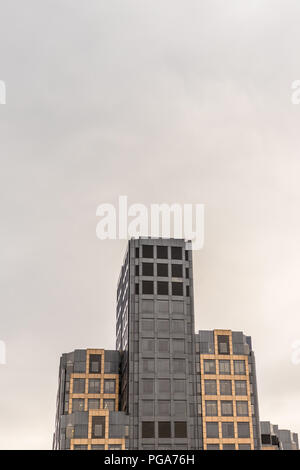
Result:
[1, 0, 300, 449]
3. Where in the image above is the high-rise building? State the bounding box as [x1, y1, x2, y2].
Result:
[195, 329, 261, 450]
[116, 238, 198, 450]
[260, 421, 299, 450]
[52, 349, 129, 450]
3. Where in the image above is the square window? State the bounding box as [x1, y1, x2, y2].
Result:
[236, 401, 249, 416]
[158, 339, 169, 353]
[237, 422, 250, 438]
[234, 360, 246, 375]
[158, 422, 171, 438]
[204, 359, 216, 374]
[171, 247, 182, 260]
[88, 398, 100, 410]
[173, 359, 186, 373]
[89, 354, 101, 374]
[223, 444, 235, 450]
[143, 281, 154, 295]
[158, 401, 170, 416]
[221, 401, 233, 416]
[239, 444, 251, 450]
[172, 301, 184, 313]
[172, 320, 185, 333]
[157, 264, 168, 277]
[205, 400, 218, 416]
[72, 398, 84, 412]
[206, 422, 219, 438]
[174, 401, 186, 415]
[222, 422, 234, 438]
[142, 263, 154, 276]
[142, 421, 155, 438]
[174, 379, 185, 393]
[142, 245, 153, 259]
[172, 264, 183, 277]
[103, 399, 115, 411]
[142, 400, 154, 416]
[157, 300, 169, 312]
[174, 421, 187, 438]
[142, 319, 154, 332]
[142, 300, 154, 313]
[172, 282, 183, 296]
[220, 380, 232, 395]
[157, 319, 169, 332]
[219, 360, 231, 374]
[217, 335, 230, 354]
[143, 359, 155, 373]
[88, 379, 101, 394]
[104, 379, 116, 393]
[204, 380, 217, 395]
[158, 379, 170, 393]
[173, 339, 185, 353]
[157, 281, 169, 295]
[142, 339, 155, 352]
[157, 245, 168, 259]
[235, 380, 247, 396]
[73, 378, 85, 394]
[158, 358, 170, 373]
[142, 379, 154, 394]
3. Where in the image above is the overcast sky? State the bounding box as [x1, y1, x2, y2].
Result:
[1, 0, 300, 449]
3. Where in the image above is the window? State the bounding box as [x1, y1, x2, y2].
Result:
[234, 360, 246, 375]
[108, 445, 122, 450]
[74, 424, 88, 439]
[142, 245, 153, 258]
[219, 360, 231, 374]
[74, 445, 88, 450]
[158, 422, 171, 438]
[142, 319, 154, 332]
[158, 339, 169, 353]
[207, 444, 219, 450]
[237, 422, 250, 438]
[143, 281, 154, 294]
[238, 444, 251, 450]
[135, 264, 139, 276]
[173, 339, 185, 353]
[142, 300, 154, 313]
[135, 283, 139, 294]
[72, 398, 84, 412]
[92, 416, 105, 438]
[172, 320, 185, 333]
[142, 379, 154, 394]
[142, 400, 154, 416]
[66, 425, 74, 439]
[157, 263, 168, 277]
[157, 245, 168, 259]
[88, 379, 100, 394]
[236, 401, 249, 416]
[103, 399, 115, 411]
[158, 358, 170, 373]
[204, 380, 217, 395]
[91, 444, 105, 450]
[221, 401, 233, 416]
[73, 378, 85, 394]
[172, 282, 183, 296]
[142, 339, 155, 352]
[174, 422, 187, 438]
[220, 380, 232, 395]
[174, 401, 186, 415]
[204, 359, 216, 374]
[135, 247, 139, 258]
[185, 268, 189, 278]
[158, 401, 170, 416]
[158, 379, 170, 393]
[157, 319, 169, 332]
[157, 281, 168, 295]
[143, 359, 155, 373]
[104, 379, 116, 393]
[206, 422, 219, 438]
[142, 263, 154, 276]
[186, 286, 190, 297]
[222, 422, 234, 438]
[173, 359, 186, 373]
[173, 301, 184, 313]
[223, 444, 235, 450]
[172, 264, 183, 277]
[88, 398, 100, 410]
[205, 400, 218, 416]
[89, 354, 101, 374]
[171, 247, 182, 260]
[217, 335, 230, 354]
[157, 300, 168, 312]
[174, 379, 185, 393]
[142, 422, 155, 438]
[185, 250, 189, 261]
[235, 380, 247, 396]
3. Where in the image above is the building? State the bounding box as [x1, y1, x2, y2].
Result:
[195, 329, 261, 450]
[116, 238, 199, 450]
[261, 421, 299, 450]
[52, 348, 129, 450]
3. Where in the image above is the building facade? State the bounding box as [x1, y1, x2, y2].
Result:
[53, 349, 129, 450]
[261, 421, 299, 450]
[195, 329, 261, 450]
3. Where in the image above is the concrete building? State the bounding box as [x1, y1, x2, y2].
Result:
[195, 329, 261, 450]
[261, 421, 299, 450]
[52, 349, 129, 450]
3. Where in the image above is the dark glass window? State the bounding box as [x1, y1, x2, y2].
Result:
[135, 247, 139, 258]
[172, 264, 183, 277]
[204, 380, 217, 395]
[135, 283, 139, 294]
[235, 380, 247, 396]
[142, 245, 153, 258]
[186, 285, 190, 297]
[157, 246, 168, 259]
[92, 416, 105, 438]
[220, 380, 232, 395]
[174, 422, 187, 438]
[206, 422, 219, 438]
[172, 282, 183, 296]
[142, 422, 155, 438]
[88, 379, 100, 393]
[73, 378, 85, 393]
[157, 263, 168, 277]
[142, 263, 154, 276]
[89, 354, 101, 374]
[204, 359, 216, 374]
[237, 422, 250, 438]
[158, 422, 171, 438]
[185, 267, 189, 278]
[157, 281, 169, 295]
[221, 401, 233, 416]
[217, 335, 230, 354]
[104, 379, 116, 393]
[135, 264, 139, 276]
[205, 400, 218, 416]
[171, 247, 182, 260]
[222, 422, 234, 438]
[142, 281, 154, 294]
